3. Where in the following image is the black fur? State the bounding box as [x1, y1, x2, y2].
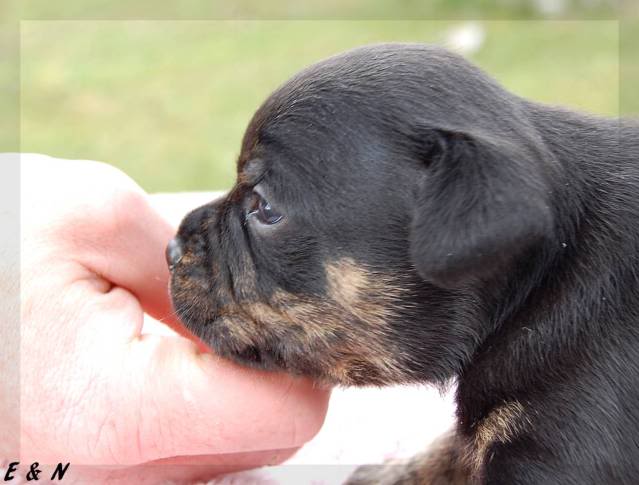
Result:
[169, 44, 639, 484]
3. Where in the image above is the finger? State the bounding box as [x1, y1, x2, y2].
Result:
[127, 334, 330, 464]
[20, 155, 182, 332]
[48, 286, 329, 467]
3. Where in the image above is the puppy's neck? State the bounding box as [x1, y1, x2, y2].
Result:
[455, 105, 639, 430]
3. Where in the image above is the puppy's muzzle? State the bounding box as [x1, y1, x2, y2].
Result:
[166, 237, 184, 269]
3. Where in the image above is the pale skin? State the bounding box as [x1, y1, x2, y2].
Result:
[3, 154, 329, 483]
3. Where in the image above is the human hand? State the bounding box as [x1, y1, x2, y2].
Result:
[11, 154, 329, 483]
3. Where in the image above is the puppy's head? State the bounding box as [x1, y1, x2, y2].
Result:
[168, 44, 556, 386]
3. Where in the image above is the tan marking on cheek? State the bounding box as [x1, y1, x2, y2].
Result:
[326, 258, 368, 307]
[206, 258, 410, 385]
[234, 260, 407, 385]
[325, 258, 401, 325]
[316, 259, 408, 384]
[463, 401, 529, 477]
[242, 292, 383, 384]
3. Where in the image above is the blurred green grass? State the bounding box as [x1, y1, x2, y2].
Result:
[20, 20, 625, 192]
[17, 0, 620, 20]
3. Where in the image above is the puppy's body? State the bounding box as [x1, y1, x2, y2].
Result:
[168, 44, 639, 484]
[454, 107, 639, 484]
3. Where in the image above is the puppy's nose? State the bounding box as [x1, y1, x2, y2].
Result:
[165, 238, 183, 269]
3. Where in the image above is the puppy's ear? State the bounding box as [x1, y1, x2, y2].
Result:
[409, 129, 553, 287]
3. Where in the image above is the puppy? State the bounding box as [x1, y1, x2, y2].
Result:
[167, 44, 639, 484]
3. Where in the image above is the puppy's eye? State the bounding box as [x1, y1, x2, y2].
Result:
[247, 192, 283, 225]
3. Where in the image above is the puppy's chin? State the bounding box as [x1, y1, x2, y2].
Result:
[204, 325, 286, 372]
[173, 307, 408, 388]
[217, 346, 404, 388]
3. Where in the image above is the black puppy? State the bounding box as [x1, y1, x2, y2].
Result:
[167, 44, 639, 484]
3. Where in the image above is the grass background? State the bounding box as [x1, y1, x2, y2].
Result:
[19, 16, 633, 192]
